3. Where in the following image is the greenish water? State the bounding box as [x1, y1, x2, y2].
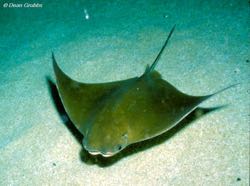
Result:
[0, 0, 249, 185]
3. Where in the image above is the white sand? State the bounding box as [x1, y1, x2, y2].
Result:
[0, 1, 249, 185]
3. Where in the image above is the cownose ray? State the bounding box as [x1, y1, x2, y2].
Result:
[53, 25, 235, 157]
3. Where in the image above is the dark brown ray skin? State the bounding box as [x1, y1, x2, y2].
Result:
[82, 71, 210, 155]
[53, 55, 137, 136]
[52, 25, 235, 157]
[53, 54, 210, 156]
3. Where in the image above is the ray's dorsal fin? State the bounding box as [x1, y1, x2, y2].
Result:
[143, 24, 176, 77]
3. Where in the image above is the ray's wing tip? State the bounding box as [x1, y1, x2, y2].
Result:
[194, 83, 240, 105]
[51, 51, 56, 64]
[202, 83, 241, 102]
[213, 83, 240, 96]
[51, 51, 60, 73]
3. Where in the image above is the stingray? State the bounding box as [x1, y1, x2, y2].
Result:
[53, 25, 235, 157]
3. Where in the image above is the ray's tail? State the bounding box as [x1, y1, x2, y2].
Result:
[144, 24, 176, 75]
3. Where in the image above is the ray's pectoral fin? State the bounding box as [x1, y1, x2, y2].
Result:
[175, 83, 239, 124]
[136, 80, 239, 143]
[172, 83, 239, 124]
[52, 53, 136, 135]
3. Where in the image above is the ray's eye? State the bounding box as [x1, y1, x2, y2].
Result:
[118, 145, 122, 150]
[116, 144, 122, 151]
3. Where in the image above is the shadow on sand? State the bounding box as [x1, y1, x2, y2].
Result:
[46, 76, 226, 167]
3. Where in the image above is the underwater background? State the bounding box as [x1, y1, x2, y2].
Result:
[0, 0, 249, 185]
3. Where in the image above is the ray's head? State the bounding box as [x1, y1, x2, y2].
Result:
[82, 123, 129, 157]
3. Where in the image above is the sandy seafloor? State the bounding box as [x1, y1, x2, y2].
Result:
[0, 0, 249, 185]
